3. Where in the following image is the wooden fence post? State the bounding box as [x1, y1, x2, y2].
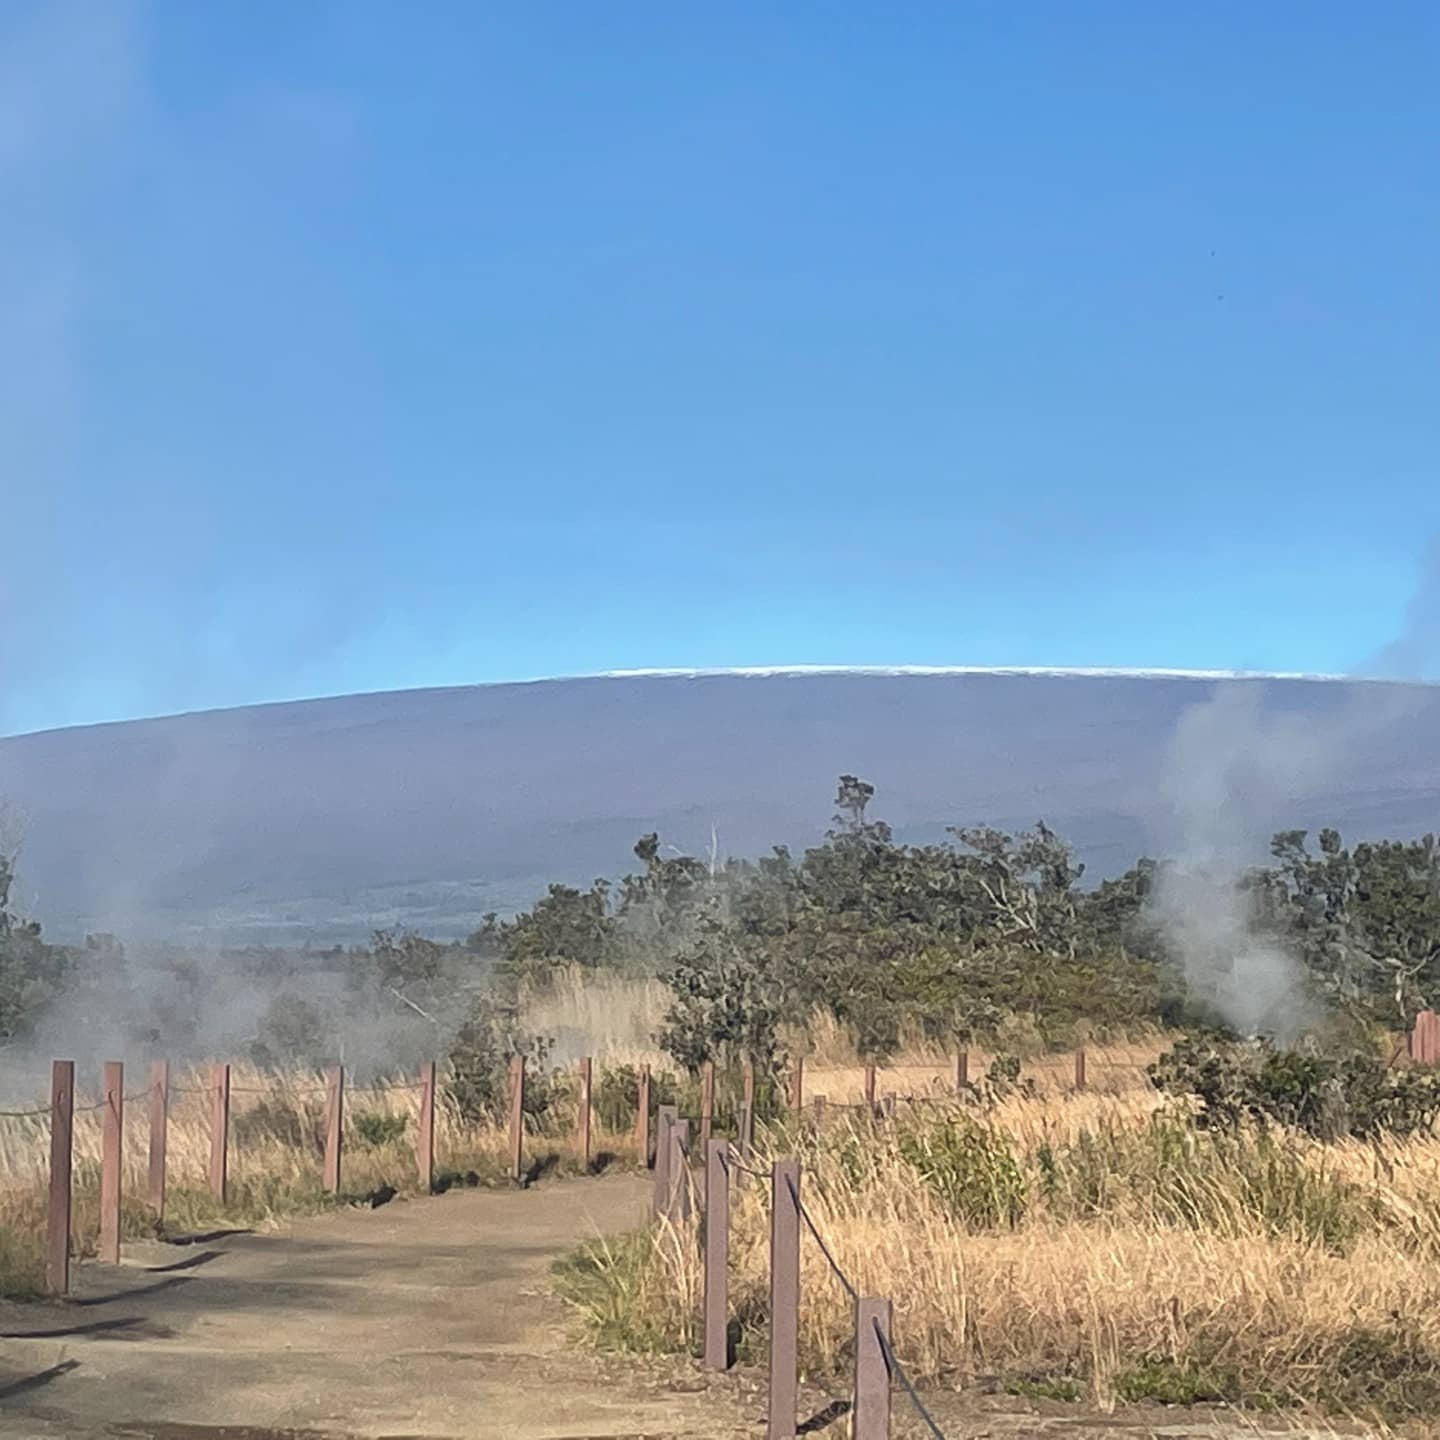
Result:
[881, 1092, 896, 1120]
[209, 1063, 230, 1204]
[100, 1061, 124, 1264]
[743, 1057, 756, 1116]
[417, 1060, 436, 1193]
[790, 1056, 804, 1114]
[576, 1057, 592, 1172]
[636, 1064, 651, 1167]
[1411, 1011, 1439, 1065]
[739, 1099, 755, 1162]
[854, 1296, 893, 1440]
[812, 1093, 827, 1130]
[323, 1066, 344, 1194]
[1074, 1048, 1087, 1092]
[147, 1059, 169, 1224]
[956, 1049, 969, 1091]
[46, 1060, 74, 1296]
[863, 1063, 877, 1114]
[653, 1104, 676, 1217]
[703, 1137, 730, 1371]
[667, 1118, 691, 1222]
[508, 1054, 525, 1183]
[700, 1060, 715, 1151]
[767, 1157, 801, 1440]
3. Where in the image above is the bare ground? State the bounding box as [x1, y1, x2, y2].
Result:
[0, 1175, 1383, 1440]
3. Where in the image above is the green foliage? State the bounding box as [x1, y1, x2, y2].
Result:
[352, 1110, 408, 1147]
[1151, 1035, 1440, 1140]
[896, 1117, 1028, 1229]
[233, 1094, 325, 1153]
[446, 998, 556, 1124]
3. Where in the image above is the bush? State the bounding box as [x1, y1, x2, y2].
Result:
[352, 1110, 408, 1147]
[233, 1094, 324, 1154]
[446, 997, 556, 1125]
[1150, 1035, 1440, 1139]
[896, 1117, 1027, 1229]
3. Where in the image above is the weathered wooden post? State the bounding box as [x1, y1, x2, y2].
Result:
[147, 1060, 169, 1224]
[881, 1092, 896, 1121]
[209, 1063, 230, 1204]
[576, 1056, 593, 1171]
[667, 1117, 691, 1222]
[1074, 1047, 1088, 1092]
[811, 1093, 827, 1130]
[416, 1060, 436, 1193]
[653, 1104, 677, 1217]
[956, 1049, 969, 1091]
[739, 1098, 755, 1162]
[743, 1057, 756, 1116]
[853, 1297, 894, 1439]
[789, 1056, 804, 1114]
[636, 1064, 651, 1167]
[1411, 1010, 1439, 1065]
[99, 1061, 124, 1263]
[700, 1060, 715, 1151]
[703, 1137, 730, 1371]
[46, 1060, 74, 1296]
[323, 1066, 344, 1194]
[508, 1054, 525, 1183]
[863, 1063, 877, 1114]
[767, 1157, 801, 1440]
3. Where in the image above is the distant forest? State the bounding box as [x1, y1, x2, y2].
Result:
[3, 777, 1439, 1078]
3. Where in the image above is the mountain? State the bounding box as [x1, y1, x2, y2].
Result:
[1, 668, 1437, 945]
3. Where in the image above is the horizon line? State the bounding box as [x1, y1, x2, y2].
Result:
[7, 662, 1434, 742]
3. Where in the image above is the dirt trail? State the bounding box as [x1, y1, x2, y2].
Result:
[0, 1174, 755, 1440]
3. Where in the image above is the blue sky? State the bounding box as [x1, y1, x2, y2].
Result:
[4, 1, 1438, 736]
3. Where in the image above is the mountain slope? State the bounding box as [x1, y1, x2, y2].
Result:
[1, 669, 1436, 944]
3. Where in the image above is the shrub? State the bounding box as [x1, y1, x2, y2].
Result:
[896, 1117, 1027, 1229]
[352, 1110, 407, 1147]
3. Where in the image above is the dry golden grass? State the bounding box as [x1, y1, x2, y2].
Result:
[558, 1059, 1440, 1421]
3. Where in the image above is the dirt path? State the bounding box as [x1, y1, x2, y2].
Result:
[0, 1174, 756, 1440]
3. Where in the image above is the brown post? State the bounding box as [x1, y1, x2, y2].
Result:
[653, 1103, 676, 1217]
[881, 1092, 896, 1120]
[739, 1100, 755, 1161]
[812, 1093, 827, 1128]
[46, 1060, 74, 1296]
[853, 1297, 894, 1440]
[667, 1118, 691, 1222]
[1412, 1011, 1439, 1065]
[508, 1054, 525, 1183]
[416, 1060, 436, 1193]
[767, 1157, 801, 1440]
[208, 1063, 230, 1204]
[863, 1062, 877, 1113]
[323, 1066, 344, 1194]
[99, 1061, 124, 1264]
[576, 1056, 593, 1171]
[743, 1057, 756, 1115]
[700, 1060, 715, 1151]
[1074, 1047, 1088, 1092]
[703, 1137, 730, 1371]
[147, 1059, 169, 1223]
[636, 1064, 651, 1167]
[956, 1049, 969, 1091]
[789, 1056, 804, 1113]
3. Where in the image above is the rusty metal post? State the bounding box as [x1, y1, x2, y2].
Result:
[323, 1066, 344, 1194]
[863, 1062, 877, 1114]
[417, 1060, 436, 1193]
[636, 1064, 651, 1167]
[1074, 1047, 1087, 1092]
[508, 1054, 525, 1183]
[46, 1060, 74, 1296]
[700, 1060, 715, 1151]
[789, 1056, 804, 1114]
[208, 1063, 230, 1204]
[576, 1056, 593, 1171]
[956, 1049, 969, 1091]
[703, 1137, 730, 1370]
[767, 1157, 801, 1440]
[147, 1059, 169, 1224]
[653, 1103, 676, 1216]
[667, 1118, 691, 1222]
[100, 1061, 124, 1264]
[854, 1297, 893, 1439]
